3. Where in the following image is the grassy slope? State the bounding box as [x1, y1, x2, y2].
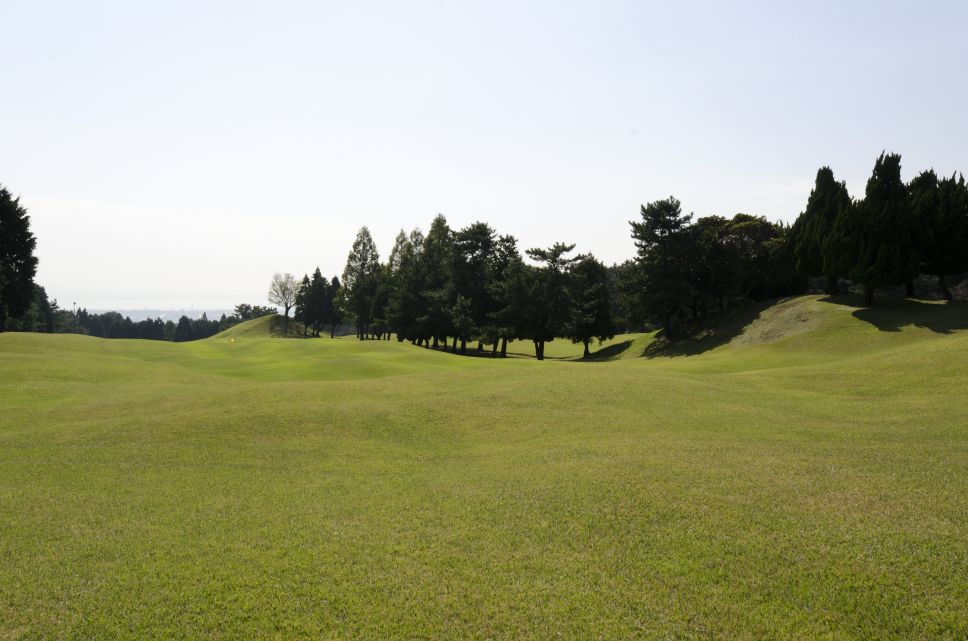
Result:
[1, 295, 967, 640]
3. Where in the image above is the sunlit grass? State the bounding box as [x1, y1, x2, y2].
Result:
[1, 295, 967, 639]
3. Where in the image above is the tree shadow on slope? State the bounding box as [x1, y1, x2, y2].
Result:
[585, 339, 635, 361]
[642, 298, 790, 359]
[818, 294, 968, 334]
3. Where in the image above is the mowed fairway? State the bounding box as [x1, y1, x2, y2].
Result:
[2, 296, 967, 640]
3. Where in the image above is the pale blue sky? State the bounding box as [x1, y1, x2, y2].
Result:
[2, 0, 966, 308]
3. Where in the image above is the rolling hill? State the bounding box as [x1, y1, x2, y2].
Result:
[1, 294, 966, 639]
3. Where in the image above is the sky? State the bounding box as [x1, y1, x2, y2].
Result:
[2, 0, 966, 309]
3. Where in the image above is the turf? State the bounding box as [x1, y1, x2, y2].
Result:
[1, 295, 967, 639]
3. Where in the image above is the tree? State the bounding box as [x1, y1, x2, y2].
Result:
[294, 274, 312, 335]
[324, 276, 343, 338]
[791, 167, 852, 294]
[449, 294, 474, 353]
[0, 186, 38, 331]
[308, 268, 327, 336]
[844, 153, 919, 305]
[485, 234, 523, 357]
[173, 316, 193, 342]
[452, 222, 496, 350]
[268, 272, 297, 318]
[690, 215, 740, 313]
[342, 226, 381, 339]
[421, 215, 454, 347]
[567, 254, 615, 358]
[629, 196, 694, 337]
[523, 243, 578, 360]
[386, 229, 425, 342]
[913, 170, 968, 301]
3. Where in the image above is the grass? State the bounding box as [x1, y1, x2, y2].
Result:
[1, 295, 967, 639]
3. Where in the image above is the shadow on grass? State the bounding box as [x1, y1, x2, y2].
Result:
[585, 339, 635, 361]
[818, 294, 968, 334]
[642, 297, 796, 359]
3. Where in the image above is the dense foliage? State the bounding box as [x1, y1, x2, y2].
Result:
[0, 186, 38, 331]
[791, 153, 968, 305]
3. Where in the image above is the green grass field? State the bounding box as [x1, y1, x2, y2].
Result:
[2, 295, 967, 639]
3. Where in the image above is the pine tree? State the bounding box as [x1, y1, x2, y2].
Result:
[567, 254, 615, 358]
[524, 243, 578, 360]
[0, 186, 38, 331]
[629, 196, 694, 337]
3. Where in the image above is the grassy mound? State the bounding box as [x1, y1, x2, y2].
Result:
[2, 294, 967, 639]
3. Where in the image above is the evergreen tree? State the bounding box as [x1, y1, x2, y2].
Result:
[309, 268, 327, 336]
[449, 294, 474, 353]
[0, 186, 38, 331]
[387, 229, 425, 342]
[421, 215, 455, 347]
[173, 316, 193, 342]
[846, 153, 919, 305]
[523, 243, 578, 360]
[326, 276, 344, 338]
[791, 167, 852, 294]
[452, 222, 497, 350]
[294, 274, 312, 335]
[342, 226, 381, 339]
[914, 170, 968, 300]
[567, 254, 615, 358]
[484, 234, 523, 357]
[629, 196, 694, 337]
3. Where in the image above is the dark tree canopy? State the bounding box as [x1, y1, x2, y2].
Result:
[630, 197, 694, 337]
[844, 153, 919, 305]
[342, 226, 381, 339]
[791, 167, 852, 294]
[0, 186, 38, 331]
[914, 171, 968, 301]
[567, 254, 615, 358]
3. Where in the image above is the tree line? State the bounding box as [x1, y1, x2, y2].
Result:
[3, 279, 276, 341]
[791, 152, 968, 305]
[3, 151, 966, 350]
[315, 210, 795, 355]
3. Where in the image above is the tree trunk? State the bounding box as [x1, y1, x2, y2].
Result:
[863, 284, 874, 306]
[432, 336, 438, 348]
[940, 274, 952, 302]
[583, 340, 590, 359]
[460, 339, 466, 354]
[906, 280, 915, 297]
[491, 341, 498, 357]
[825, 274, 838, 296]
[330, 325, 335, 339]
[452, 336, 458, 351]
[477, 341, 484, 352]
[500, 337, 508, 358]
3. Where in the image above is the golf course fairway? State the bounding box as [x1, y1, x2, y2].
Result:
[2, 295, 967, 639]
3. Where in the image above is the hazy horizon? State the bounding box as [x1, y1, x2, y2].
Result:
[3, 0, 966, 309]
